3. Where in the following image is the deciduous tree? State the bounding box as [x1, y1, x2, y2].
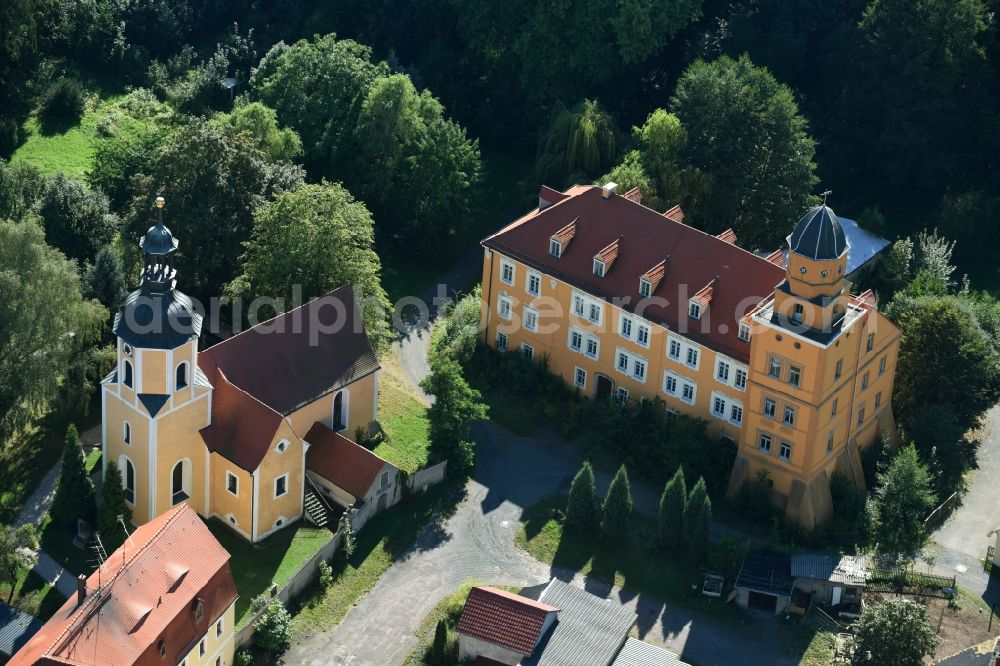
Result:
[868, 445, 937, 555]
[421, 358, 487, 472]
[851, 598, 937, 665]
[0, 523, 37, 603]
[35, 173, 119, 264]
[534, 100, 618, 188]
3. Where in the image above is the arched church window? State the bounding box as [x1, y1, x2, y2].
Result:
[176, 362, 188, 390]
[124, 360, 134, 388]
[120, 456, 136, 504]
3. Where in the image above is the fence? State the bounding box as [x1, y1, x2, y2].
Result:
[866, 567, 956, 599]
[924, 492, 959, 531]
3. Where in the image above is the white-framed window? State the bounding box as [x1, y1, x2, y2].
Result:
[200, 640, 206, 657]
[730, 404, 743, 425]
[768, 356, 782, 379]
[527, 272, 541, 297]
[501, 259, 515, 285]
[788, 365, 801, 387]
[874, 391, 882, 409]
[615, 387, 629, 405]
[633, 358, 646, 381]
[861, 372, 869, 391]
[758, 433, 772, 453]
[226, 472, 239, 496]
[735, 368, 747, 391]
[521, 344, 534, 360]
[593, 257, 606, 277]
[779, 442, 792, 461]
[574, 367, 587, 388]
[616, 351, 629, 373]
[274, 473, 288, 498]
[276, 439, 288, 453]
[763, 397, 776, 419]
[123, 420, 131, 445]
[716, 360, 730, 383]
[498, 295, 513, 320]
[831, 399, 838, 417]
[636, 324, 650, 348]
[663, 371, 678, 395]
[523, 307, 539, 332]
[681, 380, 696, 405]
[668, 339, 682, 360]
[620, 315, 633, 339]
[573, 295, 585, 317]
[879, 356, 887, 376]
[588, 302, 602, 323]
[585, 337, 599, 359]
[857, 406, 866, 426]
[639, 278, 652, 298]
[835, 358, 843, 380]
[738, 322, 751, 342]
[216, 619, 223, 637]
[685, 347, 699, 369]
[496, 331, 508, 351]
[712, 395, 726, 418]
[688, 300, 701, 319]
[549, 238, 562, 257]
[783, 406, 796, 427]
[792, 302, 804, 324]
[568, 328, 583, 352]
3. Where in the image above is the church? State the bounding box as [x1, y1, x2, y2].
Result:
[101, 197, 394, 542]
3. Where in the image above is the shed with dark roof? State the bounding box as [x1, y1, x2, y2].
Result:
[0, 602, 42, 659]
[734, 551, 796, 615]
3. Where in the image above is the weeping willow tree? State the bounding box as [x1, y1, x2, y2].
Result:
[534, 99, 618, 188]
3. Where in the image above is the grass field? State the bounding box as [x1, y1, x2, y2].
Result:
[289, 481, 461, 638]
[372, 353, 430, 473]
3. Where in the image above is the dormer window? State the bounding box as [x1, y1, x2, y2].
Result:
[688, 301, 701, 319]
[639, 278, 652, 298]
[549, 239, 562, 257]
[593, 257, 606, 277]
[738, 322, 751, 342]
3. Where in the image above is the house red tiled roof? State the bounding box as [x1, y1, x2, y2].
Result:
[198, 286, 379, 416]
[10, 504, 236, 666]
[622, 186, 642, 203]
[305, 422, 392, 499]
[716, 228, 737, 245]
[199, 368, 283, 471]
[663, 204, 685, 223]
[455, 587, 558, 656]
[484, 185, 785, 362]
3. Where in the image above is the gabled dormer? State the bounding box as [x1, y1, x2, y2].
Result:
[689, 278, 717, 320]
[716, 228, 737, 245]
[549, 217, 577, 258]
[639, 257, 668, 298]
[593, 236, 621, 277]
[663, 205, 685, 223]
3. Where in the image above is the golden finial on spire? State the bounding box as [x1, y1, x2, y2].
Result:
[155, 196, 165, 209]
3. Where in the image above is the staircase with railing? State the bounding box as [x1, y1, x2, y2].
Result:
[304, 477, 341, 529]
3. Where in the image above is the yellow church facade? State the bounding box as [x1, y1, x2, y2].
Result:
[102, 199, 381, 542]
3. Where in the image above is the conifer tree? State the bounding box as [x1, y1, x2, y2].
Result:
[566, 461, 598, 530]
[97, 461, 132, 554]
[600, 465, 633, 540]
[431, 618, 450, 665]
[685, 477, 712, 559]
[658, 466, 687, 550]
[84, 245, 127, 313]
[50, 424, 97, 529]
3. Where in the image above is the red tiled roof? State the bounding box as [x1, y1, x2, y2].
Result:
[539, 185, 568, 209]
[764, 249, 785, 266]
[716, 228, 737, 245]
[622, 186, 642, 203]
[10, 504, 236, 666]
[455, 587, 558, 656]
[643, 258, 667, 291]
[551, 218, 578, 245]
[596, 237, 621, 266]
[305, 422, 393, 499]
[198, 286, 379, 416]
[484, 186, 785, 362]
[663, 205, 685, 223]
[199, 368, 283, 471]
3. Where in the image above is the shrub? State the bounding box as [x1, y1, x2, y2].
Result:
[234, 648, 254, 666]
[737, 469, 775, 523]
[40, 79, 86, 127]
[318, 560, 334, 589]
[119, 88, 164, 118]
[250, 594, 291, 654]
[707, 535, 749, 579]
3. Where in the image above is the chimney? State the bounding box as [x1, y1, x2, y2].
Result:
[77, 574, 87, 606]
[601, 182, 618, 199]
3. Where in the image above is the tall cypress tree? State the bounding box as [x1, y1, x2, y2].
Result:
[685, 477, 712, 559]
[50, 424, 97, 529]
[566, 461, 598, 530]
[98, 462, 132, 554]
[658, 466, 687, 550]
[600, 465, 633, 540]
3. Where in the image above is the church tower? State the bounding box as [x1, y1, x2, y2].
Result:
[102, 197, 212, 523]
[728, 204, 900, 528]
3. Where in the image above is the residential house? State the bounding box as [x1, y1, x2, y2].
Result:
[9, 504, 237, 666]
[455, 579, 689, 666]
[102, 198, 389, 542]
[480, 183, 900, 527]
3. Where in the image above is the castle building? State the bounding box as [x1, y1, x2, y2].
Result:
[101, 198, 396, 542]
[10, 504, 237, 666]
[479, 183, 899, 526]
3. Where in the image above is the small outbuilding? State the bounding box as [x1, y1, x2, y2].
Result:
[734, 552, 795, 615]
[0, 602, 42, 661]
[790, 553, 867, 608]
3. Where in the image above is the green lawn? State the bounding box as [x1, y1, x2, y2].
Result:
[207, 519, 333, 629]
[372, 354, 430, 473]
[289, 480, 460, 638]
[0, 566, 68, 622]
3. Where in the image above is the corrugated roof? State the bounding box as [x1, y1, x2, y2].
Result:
[305, 422, 395, 499]
[198, 286, 379, 416]
[0, 602, 42, 658]
[522, 579, 636, 666]
[611, 637, 690, 666]
[483, 186, 784, 363]
[456, 587, 559, 655]
[790, 554, 868, 586]
[9, 504, 236, 666]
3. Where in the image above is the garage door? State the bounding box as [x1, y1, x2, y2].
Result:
[748, 591, 778, 613]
